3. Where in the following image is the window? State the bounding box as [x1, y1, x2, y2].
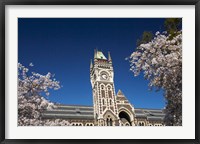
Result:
[110, 119, 113, 126]
[103, 99, 105, 105]
[106, 118, 109, 126]
[106, 117, 113, 126]
[85, 123, 93, 126]
[138, 122, 145, 126]
[72, 123, 83, 126]
[108, 90, 112, 98]
[101, 90, 105, 98]
[125, 123, 130, 126]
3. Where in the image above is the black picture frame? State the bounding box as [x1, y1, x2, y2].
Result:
[0, 0, 199, 144]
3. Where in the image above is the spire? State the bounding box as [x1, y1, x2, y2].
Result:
[108, 51, 112, 61]
[90, 59, 93, 69]
[94, 49, 97, 59]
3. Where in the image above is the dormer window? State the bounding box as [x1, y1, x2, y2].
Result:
[75, 108, 81, 114]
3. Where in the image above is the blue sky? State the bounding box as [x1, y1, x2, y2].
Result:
[18, 18, 166, 109]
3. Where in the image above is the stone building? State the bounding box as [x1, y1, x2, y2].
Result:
[42, 50, 165, 126]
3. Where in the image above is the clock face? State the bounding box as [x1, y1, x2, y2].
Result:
[101, 73, 108, 80]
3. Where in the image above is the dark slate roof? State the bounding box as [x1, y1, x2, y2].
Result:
[42, 105, 94, 120]
[42, 105, 165, 121]
[134, 108, 165, 121]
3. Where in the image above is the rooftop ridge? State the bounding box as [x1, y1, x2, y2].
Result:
[135, 108, 164, 111]
[56, 104, 93, 108]
[55, 104, 163, 111]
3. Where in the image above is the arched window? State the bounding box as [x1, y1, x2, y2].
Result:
[110, 99, 112, 105]
[107, 85, 112, 98]
[110, 119, 113, 126]
[108, 90, 112, 98]
[103, 99, 105, 105]
[106, 118, 109, 126]
[119, 111, 132, 126]
[101, 90, 105, 98]
[106, 117, 113, 126]
[85, 123, 93, 126]
[138, 122, 144, 126]
[125, 123, 130, 126]
[139, 122, 145, 126]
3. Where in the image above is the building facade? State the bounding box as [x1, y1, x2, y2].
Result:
[42, 50, 165, 126]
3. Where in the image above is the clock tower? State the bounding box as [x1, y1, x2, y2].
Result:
[90, 49, 119, 126]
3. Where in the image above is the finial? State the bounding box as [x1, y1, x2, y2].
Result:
[117, 89, 124, 96]
[90, 59, 93, 69]
[108, 51, 112, 61]
[94, 49, 97, 59]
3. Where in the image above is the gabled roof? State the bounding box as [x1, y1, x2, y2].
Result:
[116, 90, 128, 102]
[117, 89, 124, 96]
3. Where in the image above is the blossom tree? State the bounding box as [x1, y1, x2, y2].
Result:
[18, 63, 70, 126]
[128, 31, 182, 126]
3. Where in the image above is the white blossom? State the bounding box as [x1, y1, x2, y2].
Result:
[128, 31, 182, 126]
[29, 63, 34, 67]
[18, 63, 70, 126]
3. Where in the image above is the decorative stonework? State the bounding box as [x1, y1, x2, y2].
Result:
[89, 50, 164, 126]
[42, 50, 165, 126]
[90, 50, 119, 126]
